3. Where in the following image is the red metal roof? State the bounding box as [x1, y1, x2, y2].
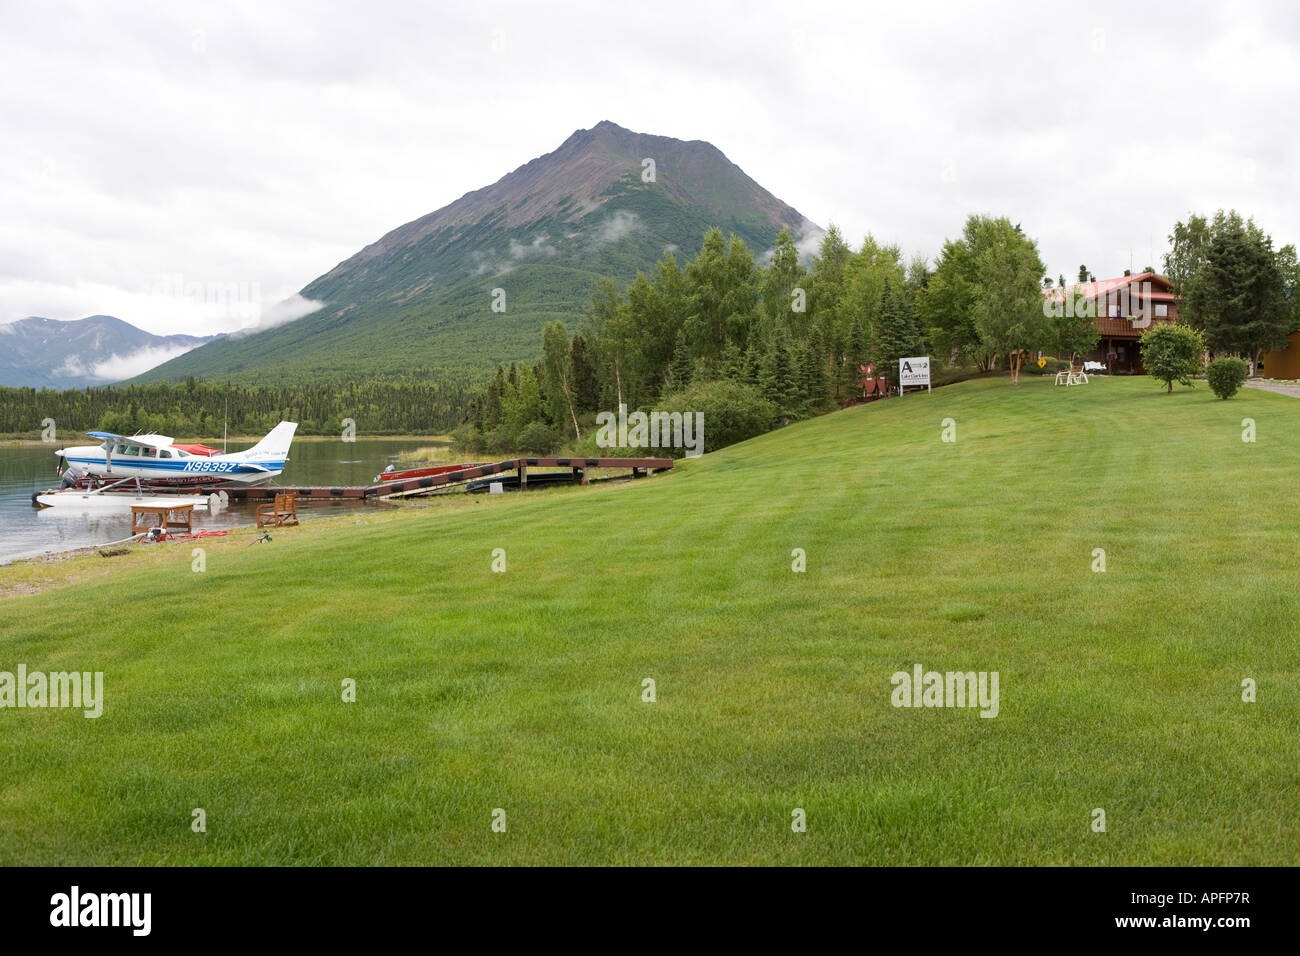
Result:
[1043, 272, 1179, 317]
[1068, 271, 1175, 302]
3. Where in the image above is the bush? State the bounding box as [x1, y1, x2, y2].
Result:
[450, 422, 482, 454]
[653, 379, 777, 455]
[514, 420, 561, 455]
[1024, 358, 1070, 377]
[930, 365, 999, 387]
[1206, 356, 1250, 399]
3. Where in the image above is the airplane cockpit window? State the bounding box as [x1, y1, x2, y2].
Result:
[144, 448, 157, 457]
[159, 449, 172, 459]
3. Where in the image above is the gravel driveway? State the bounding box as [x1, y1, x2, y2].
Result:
[1244, 380, 1300, 398]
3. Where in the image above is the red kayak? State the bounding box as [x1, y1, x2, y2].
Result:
[372, 462, 487, 483]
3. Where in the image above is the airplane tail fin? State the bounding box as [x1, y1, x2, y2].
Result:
[244, 421, 298, 459]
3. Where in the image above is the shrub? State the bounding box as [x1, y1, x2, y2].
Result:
[450, 422, 482, 454]
[514, 421, 561, 455]
[654, 379, 777, 455]
[1024, 358, 1070, 377]
[1206, 356, 1250, 399]
[930, 365, 999, 387]
[1139, 324, 1205, 393]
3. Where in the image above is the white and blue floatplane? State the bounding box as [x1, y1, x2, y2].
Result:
[35, 422, 297, 509]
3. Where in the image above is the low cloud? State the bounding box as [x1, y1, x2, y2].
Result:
[758, 221, 827, 265]
[794, 220, 826, 260]
[88, 343, 201, 381]
[595, 209, 643, 244]
[472, 234, 557, 275]
[231, 294, 325, 337]
[56, 355, 89, 377]
[509, 235, 556, 259]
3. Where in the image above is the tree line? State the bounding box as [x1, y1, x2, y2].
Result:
[458, 214, 1110, 452]
[0, 376, 476, 439]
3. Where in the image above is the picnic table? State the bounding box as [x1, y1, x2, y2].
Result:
[130, 503, 195, 535]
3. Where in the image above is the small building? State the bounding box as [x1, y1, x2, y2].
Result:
[1072, 272, 1181, 374]
[1259, 332, 1300, 379]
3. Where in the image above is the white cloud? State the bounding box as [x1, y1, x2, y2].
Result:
[234, 293, 325, 335]
[88, 343, 202, 381]
[508, 235, 556, 260]
[471, 235, 556, 275]
[56, 355, 89, 377]
[794, 221, 826, 261]
[595, 210, 643, 244]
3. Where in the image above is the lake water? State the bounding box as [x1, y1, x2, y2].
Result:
[0, 437, 444, 565]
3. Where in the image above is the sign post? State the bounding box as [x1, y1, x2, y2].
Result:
[899, 356, 931, 395]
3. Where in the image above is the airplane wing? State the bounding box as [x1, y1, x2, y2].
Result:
[85, 431, 175, 448]
[127, 433, 176, 448]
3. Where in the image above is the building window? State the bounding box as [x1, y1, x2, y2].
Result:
[1155, 304, 1168, 317]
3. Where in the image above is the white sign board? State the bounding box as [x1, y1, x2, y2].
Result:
[899, 356, 931, 393]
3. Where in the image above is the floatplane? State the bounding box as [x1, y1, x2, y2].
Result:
[36, 422, 298, 509]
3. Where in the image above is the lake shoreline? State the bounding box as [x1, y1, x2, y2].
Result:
[0, 493, 478, 596]
[0, 436, 451, 566]
[0, 434, 454, 446]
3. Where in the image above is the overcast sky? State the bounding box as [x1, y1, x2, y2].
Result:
[1, 0, 1296, 336]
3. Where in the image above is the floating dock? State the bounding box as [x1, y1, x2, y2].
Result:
[38, 457, 674, 504]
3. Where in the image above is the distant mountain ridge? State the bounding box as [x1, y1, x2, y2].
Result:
[138, 121, 819, 384]
[0, 315, 220, 389]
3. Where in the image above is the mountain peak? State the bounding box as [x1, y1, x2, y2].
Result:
[139, 123, 818, 383]
[312, 122, 812, 282]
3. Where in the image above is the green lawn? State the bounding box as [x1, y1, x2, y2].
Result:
[2, 375, 1298, 865]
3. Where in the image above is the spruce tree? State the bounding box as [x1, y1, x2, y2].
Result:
[845, 317, 868, 392]
[668, 328, 694, 391]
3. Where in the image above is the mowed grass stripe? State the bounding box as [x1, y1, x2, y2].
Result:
[0, 375, 1297, 864]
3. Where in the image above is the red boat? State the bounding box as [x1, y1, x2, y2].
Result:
[372, 462, 487, 484]
[172, 443, 222, 457]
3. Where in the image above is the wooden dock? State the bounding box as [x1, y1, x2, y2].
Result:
[79, 457, 675, 502]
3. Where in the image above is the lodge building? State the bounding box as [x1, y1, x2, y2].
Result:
[1072, 272, 1181, 374]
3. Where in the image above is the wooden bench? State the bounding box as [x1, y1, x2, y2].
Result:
[256, 492, 298, 528]
[131, 503, 194, 536]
